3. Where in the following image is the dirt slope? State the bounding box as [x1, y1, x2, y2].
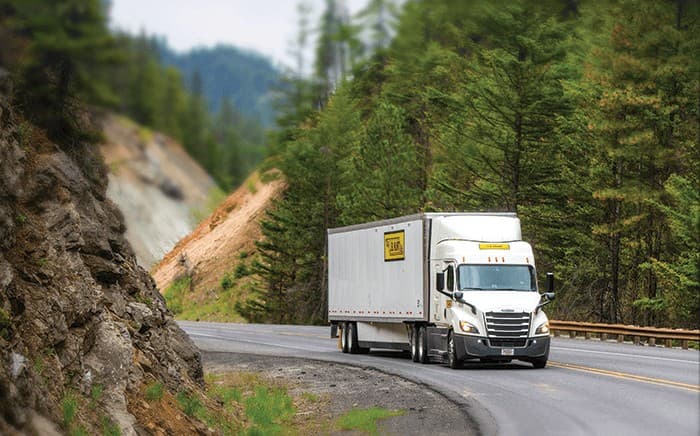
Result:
[99, 114, 217, 269]
[152, 171, 283, 298]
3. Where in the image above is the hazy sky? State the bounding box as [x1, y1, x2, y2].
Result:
[110, 0, 367, 69]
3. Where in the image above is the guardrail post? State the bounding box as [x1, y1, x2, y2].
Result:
[569, 331, 576, 339]
[648, 337, 656, 346]
[633, 336, 640, 345]
[665, 339, 672, 348]
[601, 333, 607, 341]
[617, 334, 624, 343]
[681, 340, 688, 350]
[553, 329, 560, 337]
[585, 332, 591, 340]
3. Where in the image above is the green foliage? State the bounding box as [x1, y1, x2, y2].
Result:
[244, 386, 295, 435]
[335, 407, 404, 435]
[61, 391, 79, 429]
[162, 276, 191, 315]
[100, 416, 120, 436]
[1, 0, 119, 142]
[249, 0, 699, 328]
[159, 43, 280, 127]
[145, 381, 164, 402]
[89, 383, 103, 409]
[176, 390, 205, 419]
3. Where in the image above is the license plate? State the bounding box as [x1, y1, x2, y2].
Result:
[501, 348, 514, 356]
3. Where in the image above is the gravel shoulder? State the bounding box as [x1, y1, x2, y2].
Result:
[202, 351, 478, 435]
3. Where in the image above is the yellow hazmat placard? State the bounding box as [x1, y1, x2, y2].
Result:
[384, 230, 405, 261]
[479, 243, 510, 250]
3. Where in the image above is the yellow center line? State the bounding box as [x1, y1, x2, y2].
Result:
[549, 361, 700, 393]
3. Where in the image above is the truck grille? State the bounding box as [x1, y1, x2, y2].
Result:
[488, 338, 528, 347]
[485, 312, 530, 344]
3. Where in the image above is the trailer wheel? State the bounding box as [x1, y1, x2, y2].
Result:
[410, 326, 419, 362]
[347, 322, 360, 354]
[417, 326, 429, 364]
[340, 323, 349, 353]
[447, 331, 462, 369]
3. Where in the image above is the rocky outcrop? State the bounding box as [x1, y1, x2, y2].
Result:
[100, 114, 217, 269]
[0, 84, 202, 434]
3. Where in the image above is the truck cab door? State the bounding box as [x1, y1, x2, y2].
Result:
[433, 263, 455, 325]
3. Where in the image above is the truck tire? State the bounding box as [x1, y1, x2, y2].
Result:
[410, 326, 419, 362]
[531, 355, 548, 369]
[447, 331, 462, 369]
[340, 323, 349, 353]
[417, 326, 429, 364]
[347, 322, 359, 354]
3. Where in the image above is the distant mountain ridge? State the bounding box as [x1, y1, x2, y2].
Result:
[158, 43, 281, 127]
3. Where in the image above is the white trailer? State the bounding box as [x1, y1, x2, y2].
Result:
[328, 213, 555, 368]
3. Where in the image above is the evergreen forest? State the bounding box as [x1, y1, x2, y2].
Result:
[0, 0, 278, 190]
[241, 0, 699, 330]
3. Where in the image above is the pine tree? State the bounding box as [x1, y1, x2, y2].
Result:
[583, 0, 699, 324]
[3, 0, 119, 141]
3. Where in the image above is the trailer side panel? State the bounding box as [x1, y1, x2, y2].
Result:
[328, 218, 427, 322]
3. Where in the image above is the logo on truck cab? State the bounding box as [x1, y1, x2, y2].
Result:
[384, 230, 405, 261]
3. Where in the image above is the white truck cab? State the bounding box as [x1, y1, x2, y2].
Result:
[328, 213, 555, 368]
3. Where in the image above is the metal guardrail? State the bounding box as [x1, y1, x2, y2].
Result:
[549, 320, 700, 349]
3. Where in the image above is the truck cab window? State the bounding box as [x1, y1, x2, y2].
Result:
[446, 265, 454, 291]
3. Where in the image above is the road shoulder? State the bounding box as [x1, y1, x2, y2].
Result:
[203, 351, 478, 435]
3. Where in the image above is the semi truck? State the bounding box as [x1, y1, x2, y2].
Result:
[327, 213, 555, 369]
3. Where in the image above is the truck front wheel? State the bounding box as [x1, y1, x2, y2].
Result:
[447, 331, 462, 369]
[531, 354, 548, 369]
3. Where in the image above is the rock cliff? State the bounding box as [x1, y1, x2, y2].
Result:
[0, 82, 202, 434]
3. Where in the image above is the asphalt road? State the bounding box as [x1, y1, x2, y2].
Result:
[180, 321, 700, 436]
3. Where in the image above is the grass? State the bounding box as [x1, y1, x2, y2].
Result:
[101, 416, 121, 436]
[90, 384, 103, 409]
[62, 392, 79, 429]
[162, 276, 191, 315]
[145, 381, 164, 402]
[176, 390, 206, 419]
[335, 407, 405, 435]
[244, 386, 295, 434]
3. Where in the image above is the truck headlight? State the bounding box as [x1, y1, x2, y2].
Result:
[459, 321, 479, 334]
[535, 321, 550, 335]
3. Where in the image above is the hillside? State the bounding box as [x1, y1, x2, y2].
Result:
[0, 83, 203, 434]
[152, 171, 283, 321]
[159, 43, 281, 126]
[99, 114, 218, 269]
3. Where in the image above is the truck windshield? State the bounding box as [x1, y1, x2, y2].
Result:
[458, 264, 535, 291]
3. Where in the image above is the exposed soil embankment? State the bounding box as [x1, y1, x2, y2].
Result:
[152, 171, 283, 300]
[100, 114, 217, 269]
[0, 92, 203, 433]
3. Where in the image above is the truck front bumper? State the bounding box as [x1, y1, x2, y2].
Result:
[454, 334, 550, 360]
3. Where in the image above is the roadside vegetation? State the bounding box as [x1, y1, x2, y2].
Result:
[132, 370, 403, 435]
[162, 250, 257, 322]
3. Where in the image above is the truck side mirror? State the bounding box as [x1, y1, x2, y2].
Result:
[436, 272, 445, 292]
[545, 272, 554, 293]
[453, 291, 463, 301]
